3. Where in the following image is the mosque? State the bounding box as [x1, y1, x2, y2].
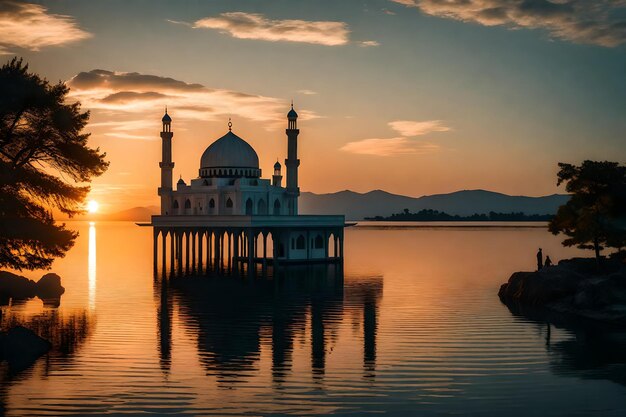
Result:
[151, 105, 345, 274]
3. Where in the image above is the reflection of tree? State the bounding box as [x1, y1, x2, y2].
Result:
[0, 309, 95, 414]
[1, 309, 94, 363]
[504, 301, 626, 387]
[157, 265, 383, 385]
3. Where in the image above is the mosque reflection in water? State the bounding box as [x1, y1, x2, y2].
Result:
[155, 265, 383, 381]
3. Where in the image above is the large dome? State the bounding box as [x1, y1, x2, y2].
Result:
[199, 131, 260, 178]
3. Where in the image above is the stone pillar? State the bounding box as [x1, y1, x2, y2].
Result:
[185, 231, 190, 273]
[247, 229, 254, 267]
[273, 232, 280, 269]
[233, 231, 239, 270]
[228, 232, 233, 271]
[170, 232, 175, 275]
[306, 230, 310, 260]
[339, 231, 344, 258]
[324, 231, 329, 259]
[162, 230, 167, 273]
[214, 231, 221, 270]
[191, 230, 196, 272]
[198, 230, 203, 274]
[263, 233, 268, 263]
[153, 229, 158, 274]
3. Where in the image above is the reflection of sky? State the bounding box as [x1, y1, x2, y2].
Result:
[7, 1, 624, 212]
[4, 223, 626, 415]
[88, 221, 96, 310]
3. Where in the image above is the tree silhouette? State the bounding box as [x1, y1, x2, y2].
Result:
[0, 58, 108, 270]
[549, 161, 626, 263]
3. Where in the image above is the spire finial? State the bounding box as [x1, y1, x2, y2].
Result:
[228, 117, 232, 131]
[165, 105, 168, 114]
[291, 99, 293, 109]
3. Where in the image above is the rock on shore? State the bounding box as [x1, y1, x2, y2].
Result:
[498, 257, 626, 324]
[0, 326, 51, 372]
[0, 271, 65, 304]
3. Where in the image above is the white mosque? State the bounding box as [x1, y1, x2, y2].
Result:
[151, 105, 345, 273]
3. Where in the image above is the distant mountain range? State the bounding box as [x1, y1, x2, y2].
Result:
[89, 206, 160, 222]
[299, 189, 569, 220]
[88, 190, 569, 221]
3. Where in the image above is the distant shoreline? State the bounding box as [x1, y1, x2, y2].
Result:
[62, 219, 550, 228]
[354, 221, 548, 229]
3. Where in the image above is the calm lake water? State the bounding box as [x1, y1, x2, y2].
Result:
[2, 221, 626, 416]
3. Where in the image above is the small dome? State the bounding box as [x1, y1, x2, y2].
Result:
[162, 111, 171, 123]
[177, 177, 185, 185]
[200, 131, 259, 171]
[274, 160, 281, 169]
[287, 107, 298, 119]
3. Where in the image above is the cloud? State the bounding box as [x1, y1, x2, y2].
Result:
[297, 89, 318, 95]
[0, 1, 91, 51]
[359, 40, 381, 47]
[340, 137, 440, 156]
[192, 12, 350, 46]
[67, 69, 318, 137]
[103, 132, 155, 141]
[391, 0, 626, 47]
[388, 120, 451, 136]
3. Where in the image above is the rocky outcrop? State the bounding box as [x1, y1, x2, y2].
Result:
[499, 257, 626, 324]
[0, 271, 65, 304]
[0, 326, 51, 372]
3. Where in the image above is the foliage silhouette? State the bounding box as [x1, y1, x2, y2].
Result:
[0, 58, 108, 270]
[365, 209, 553, 222]
[549, 161, 626, 263]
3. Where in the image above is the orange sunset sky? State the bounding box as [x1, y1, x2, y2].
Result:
[1, 0, 624, 213]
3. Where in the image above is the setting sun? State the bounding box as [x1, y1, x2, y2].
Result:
[87, 200, 99, 213]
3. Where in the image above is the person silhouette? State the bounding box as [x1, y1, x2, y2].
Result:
[537, 248, 543, 271]
[544, 256, 552, 268]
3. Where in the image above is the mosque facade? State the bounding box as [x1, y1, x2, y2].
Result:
[151, 105, 345, 274]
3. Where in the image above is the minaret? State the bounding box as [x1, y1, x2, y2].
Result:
[285, 103, 300, 215]
[272, 160, 283, 187]
[158, 108, 174, 215]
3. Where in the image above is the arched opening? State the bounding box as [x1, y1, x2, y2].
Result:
[209, 198, 215, 208]
[229, 169, 233, 176]
[245, 198, 253, 215]
[296, 234, 305, 250]
[328, 233, 336, 257]
[184, 199, 191, 209]
[257, 199, 267, 215]
[226, 198, 233, 208]
[273, 199, 281, 215]
[172, 200, 179, 209]
[265, 232, 274, 259]
[315, 235, 324, 249]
